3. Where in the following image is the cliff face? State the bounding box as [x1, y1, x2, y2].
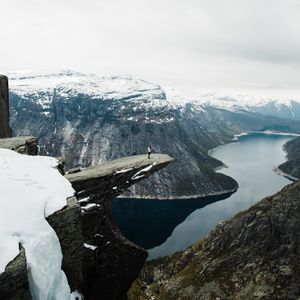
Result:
[65, 153, 173, 300]
[0, 247, 31, 299]
[0, 137, 173, 300]
[0, 75, 10, 138]
[0, 137, 37, 155]
[130, 180, 300, 300]
[279, 136, 300, 180]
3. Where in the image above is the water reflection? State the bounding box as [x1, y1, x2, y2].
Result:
[112, 192, 234, 249]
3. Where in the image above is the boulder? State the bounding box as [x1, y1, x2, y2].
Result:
[0, 75, 10, 138]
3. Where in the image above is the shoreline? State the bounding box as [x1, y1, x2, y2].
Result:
[209, 130, 299, 175]
[277, 136, 299, 181]
[273, 166, 298, 182]
[117, 186, 238, 201]
[208, 130, 299, 157]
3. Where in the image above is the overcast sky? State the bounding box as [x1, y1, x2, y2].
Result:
[1, 0, 300, 93]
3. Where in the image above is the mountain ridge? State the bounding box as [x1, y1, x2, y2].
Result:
[8, 70, 300, 120]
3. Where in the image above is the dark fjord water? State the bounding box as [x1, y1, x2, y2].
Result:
[112, 132, 294, 260]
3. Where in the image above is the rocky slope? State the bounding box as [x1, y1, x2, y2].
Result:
[130, 180, 300, 300]
[8, 71, 300, 199]
[279, 136, 300, 180]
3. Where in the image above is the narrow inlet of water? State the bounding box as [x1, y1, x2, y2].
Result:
[112, 132, 294, 259]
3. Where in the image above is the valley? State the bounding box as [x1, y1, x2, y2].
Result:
[8, 71, 300, 199]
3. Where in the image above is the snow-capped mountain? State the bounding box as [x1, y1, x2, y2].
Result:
[8, 70, 300, 123]
[163, 87, 300, 120]
[10, 70, 165, 103]
[8, 71, 300, 198]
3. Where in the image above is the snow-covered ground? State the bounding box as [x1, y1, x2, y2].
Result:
[0, 149, 74, 299]
[8, 70, 164, 102]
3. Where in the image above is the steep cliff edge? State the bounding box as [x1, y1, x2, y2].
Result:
[279, 136, 300, 180]
[130, 180, 300, 300]
[0, 75, 10, 138]
[65, 153, 173, 299]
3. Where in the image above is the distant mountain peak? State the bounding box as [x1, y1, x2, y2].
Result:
[6, 70, 300, 120]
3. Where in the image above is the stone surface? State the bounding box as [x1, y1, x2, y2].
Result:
[0, 75, 10, 138]
[66, 154, 174, 199]
[0, 136, 37, 155]
[131, 181, 300, 300]
[66, 153, 173, 299]
[0, 247, 31, 300]
[279, 136, 300, 180]
[47, 196, 83, 292]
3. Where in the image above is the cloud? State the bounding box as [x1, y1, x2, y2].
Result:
[1, 0, 300, 92]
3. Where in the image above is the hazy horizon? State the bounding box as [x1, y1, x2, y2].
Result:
[2, 0, 300, 94]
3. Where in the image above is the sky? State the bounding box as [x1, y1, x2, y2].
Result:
[1, 0, 300, 94]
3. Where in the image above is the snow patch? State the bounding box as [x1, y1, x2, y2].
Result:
[70, 290, 84, 300]
[131, 162, 157, 180]
[131, 174, 145, 180]
[83, 243, 98, 251]
[81, 203, 100, 211]
[115, 168, 133, 174]
[78, 196, 90, 203]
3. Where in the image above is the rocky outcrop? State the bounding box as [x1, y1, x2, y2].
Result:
[0, 75, 10, 138]
[279, 136, 300, 180]
[0, 136, 37, 155]
[46, 196, 83, 292]
[66, 154, 174, 200]
[130, 180, 300, 300]
[0, 247, 31, 300]
[66, 154, 173, 299]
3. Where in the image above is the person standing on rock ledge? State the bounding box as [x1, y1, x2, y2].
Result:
[147, 145, 152, 159]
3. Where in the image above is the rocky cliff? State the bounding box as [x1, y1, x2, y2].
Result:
[0, 136, 37, 155]
[0, 137, 173, 299]
[65, 153, 173, 300]
[0, 75, 10, 138]
[0, 247, 31, 300]
[130, 180, 300, 300]
[279, 136, 300, 180]
[8, 71, 300, 199]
